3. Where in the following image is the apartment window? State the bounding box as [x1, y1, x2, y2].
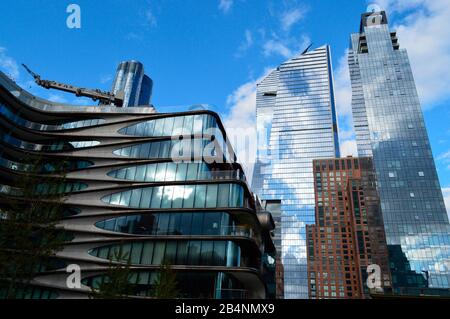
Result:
[418, 171, 425, 177]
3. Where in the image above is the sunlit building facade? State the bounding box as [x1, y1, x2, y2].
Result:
[307, 157, 391, 299]
[0, 70, 276, 299]
[349, 10, 450, 290]
[252, 46, 340, 298]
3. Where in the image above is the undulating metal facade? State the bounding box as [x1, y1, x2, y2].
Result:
[349, 11, 450, 290]
[252, 46, 340, 299]
[0, 71, 276, 299]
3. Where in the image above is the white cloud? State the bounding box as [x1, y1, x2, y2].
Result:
[142, 0, 157, 28]
[443, 188, 450, 220]
[438, 150, 450, 170]
[333, 49, 358, 156]
[0, 47, 19, 80]
[242, 2, 310, 61]
[222, 68, 273, 177]
[100, 74, 113, 84]
[371, 0, 428, 13]
[263, 39, 293, 59]
[340, 139, 358, 157]
[333, 50, 352, 117]
[339, 128, 355, 141]
[144, 8, 157, 27]
[263, 34, 310, 59]
[367, 0, 450, 108]
[218, 0, 233, 14]
[280, 8, 306, 31]
[235, 30, 253, 57]
[125, 32, 143, 41]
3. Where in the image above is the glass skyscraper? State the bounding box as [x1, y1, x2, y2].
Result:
[349, 10, 450, 290]
[111, 60, 154, 107]
[252, 46, 340, 298]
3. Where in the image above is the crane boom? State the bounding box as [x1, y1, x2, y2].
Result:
[22, 64, 124, 107]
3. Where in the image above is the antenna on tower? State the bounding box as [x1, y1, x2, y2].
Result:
[367, 3, 382, 13]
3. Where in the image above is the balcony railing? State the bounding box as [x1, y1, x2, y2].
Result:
[219, 225, 255, 240]
[215, 288, 248, 299]
[0, 158, 31, 172]
[197, 170, 247, 183]
[155, 225, 258, 243]
[0, 184, 22, 196]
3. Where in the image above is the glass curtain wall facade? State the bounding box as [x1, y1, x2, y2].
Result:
[252, 46, 340, 298]
[0, 70, 276, 299]
[349, 10, 450, 290]
[111, 60, 154, 107]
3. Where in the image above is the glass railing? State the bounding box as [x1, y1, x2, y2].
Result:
[0, 158, 32, 172]
[150, 225, 258, 242]
[392, 287, 450, 297]
[0, 184, 22, 196]
[1, 102, 105, 131]
[1, 136, 100, 152]
[220, 226, 256, 241]
[199, 170, 247, 182]
[215, 289, 248, 299]
[0, 157, 94, 173]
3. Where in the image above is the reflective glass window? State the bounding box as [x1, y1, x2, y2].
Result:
[150, 187, 163, 208]
[140, 188, 153, 208]
[218, 184, 230, 207]
[161, 186, 173, 208]
[183, 185, 195, 208]
[172, 186, 184, 209]
[152, 242, 166, 264]
[194, 185, 206, 208]
[130, 189, 142, 207]
[200, 241, 214, 266]
[155, 163, 167, 181]
[187, 241, 201, 265]
[141, 242, 154, 264]
[101, 183, 244, 209]
[191, 213, 204, 235]
[206, 184, 218, 208]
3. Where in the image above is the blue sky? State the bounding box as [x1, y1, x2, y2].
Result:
[0, 0, 449, 214]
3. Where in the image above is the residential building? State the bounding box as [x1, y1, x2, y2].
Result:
[307, 157, 391, 299]
[0, 70, 276, 299]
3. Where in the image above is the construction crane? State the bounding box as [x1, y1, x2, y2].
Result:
[22, 64, 124, 107]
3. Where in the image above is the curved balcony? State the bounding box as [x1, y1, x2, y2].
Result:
[1, 101, 105, 131]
